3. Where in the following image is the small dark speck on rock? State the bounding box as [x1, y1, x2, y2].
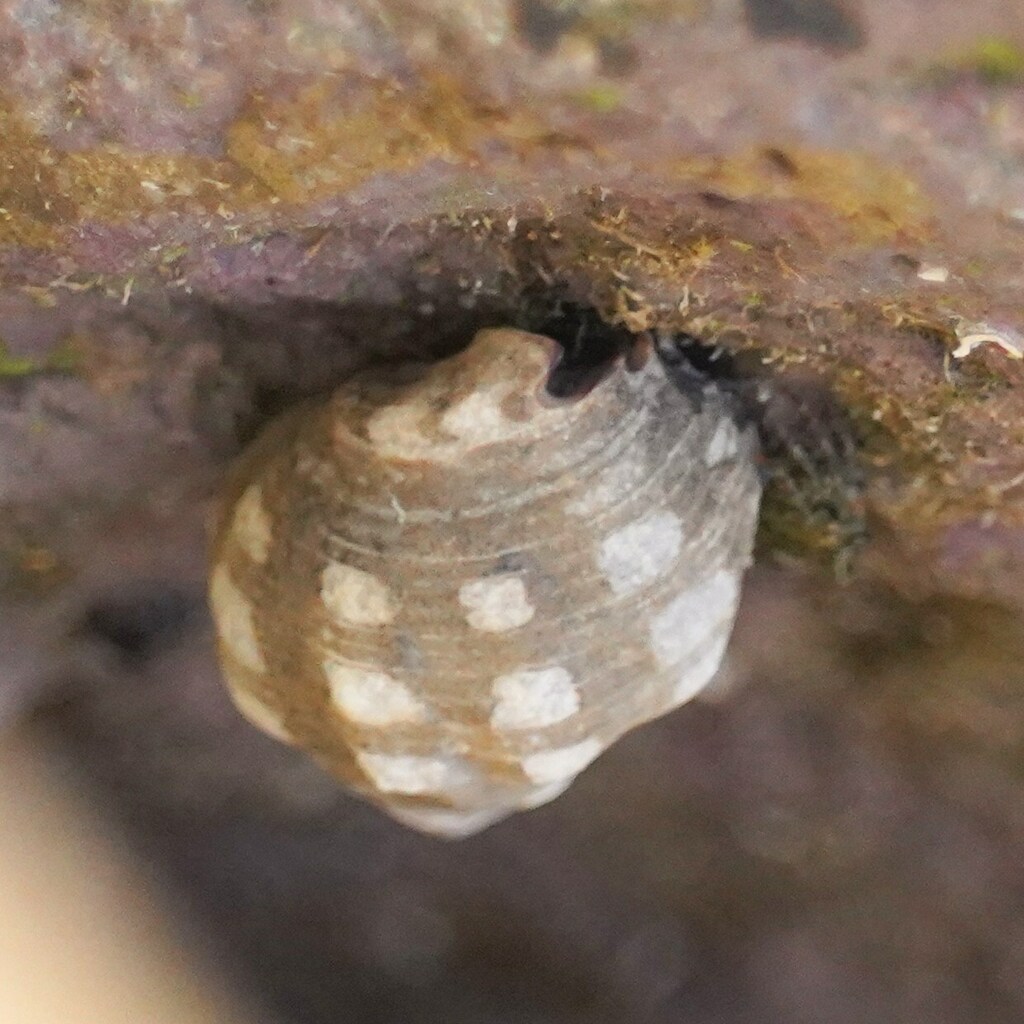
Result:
[743, 0, 866, 51]
[514, 0, 579, 53]
[79, 584, 197, 661]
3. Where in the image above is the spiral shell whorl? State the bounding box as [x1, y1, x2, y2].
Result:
[209, 328, 761, 837]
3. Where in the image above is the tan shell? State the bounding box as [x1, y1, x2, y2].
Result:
[209, 327, 761, 837]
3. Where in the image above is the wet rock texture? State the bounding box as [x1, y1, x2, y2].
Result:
[3, 0, 1024, 1021]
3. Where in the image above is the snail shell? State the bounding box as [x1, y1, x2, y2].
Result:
[209, 327, 761, 837]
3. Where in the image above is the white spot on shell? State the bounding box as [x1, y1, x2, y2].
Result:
[355, 752, 473, 796]
[230, 484, 273, 564]
[521, 738, 602, 785]
[440, 385, 515, 444]
[321, 563, 397, 626]
[362, 333, 566, 465]
[209, 564, 265, 673]
[565, 457, 647, 517]
[325, 661, 427, 726]
[229, 687, 291, 742]
[648, 569, 740, 669]
[518, 778, 574, 809]
[385, 804, 509, 839]
[597, 512, 683, 596]
[365, 401, 432, 460]
[672, 631, 731, 706]
[365, 383, 529, 464]
[704, 419, 739, 467]
[490, 667, 579, 730]
[458, 576, 535, 632]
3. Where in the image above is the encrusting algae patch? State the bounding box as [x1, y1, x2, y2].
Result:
[0, 65, 1021, 594]
[225, 76, 496, 205]
[0, 72, 566, 254]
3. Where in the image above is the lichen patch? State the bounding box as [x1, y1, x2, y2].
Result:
[321, 562, 397, 626]
[521, 738, 602, 784]
[325, 661, 427, 726]
[459, 575, 535, 632]
[490, 667, 579, 730]
[597, 511, 683, 596]
[209, 564, 266, 673]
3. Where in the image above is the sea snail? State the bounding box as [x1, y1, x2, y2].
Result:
[208, 326, 761, 837]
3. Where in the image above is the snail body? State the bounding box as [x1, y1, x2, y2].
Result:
[209, 327, 760, 837]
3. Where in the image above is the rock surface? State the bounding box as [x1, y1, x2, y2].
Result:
[2, 1, 1024, 1021]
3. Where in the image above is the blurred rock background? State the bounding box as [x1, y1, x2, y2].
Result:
[0, 728, 256, 1024]
[2, 0, 1024, 1021]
